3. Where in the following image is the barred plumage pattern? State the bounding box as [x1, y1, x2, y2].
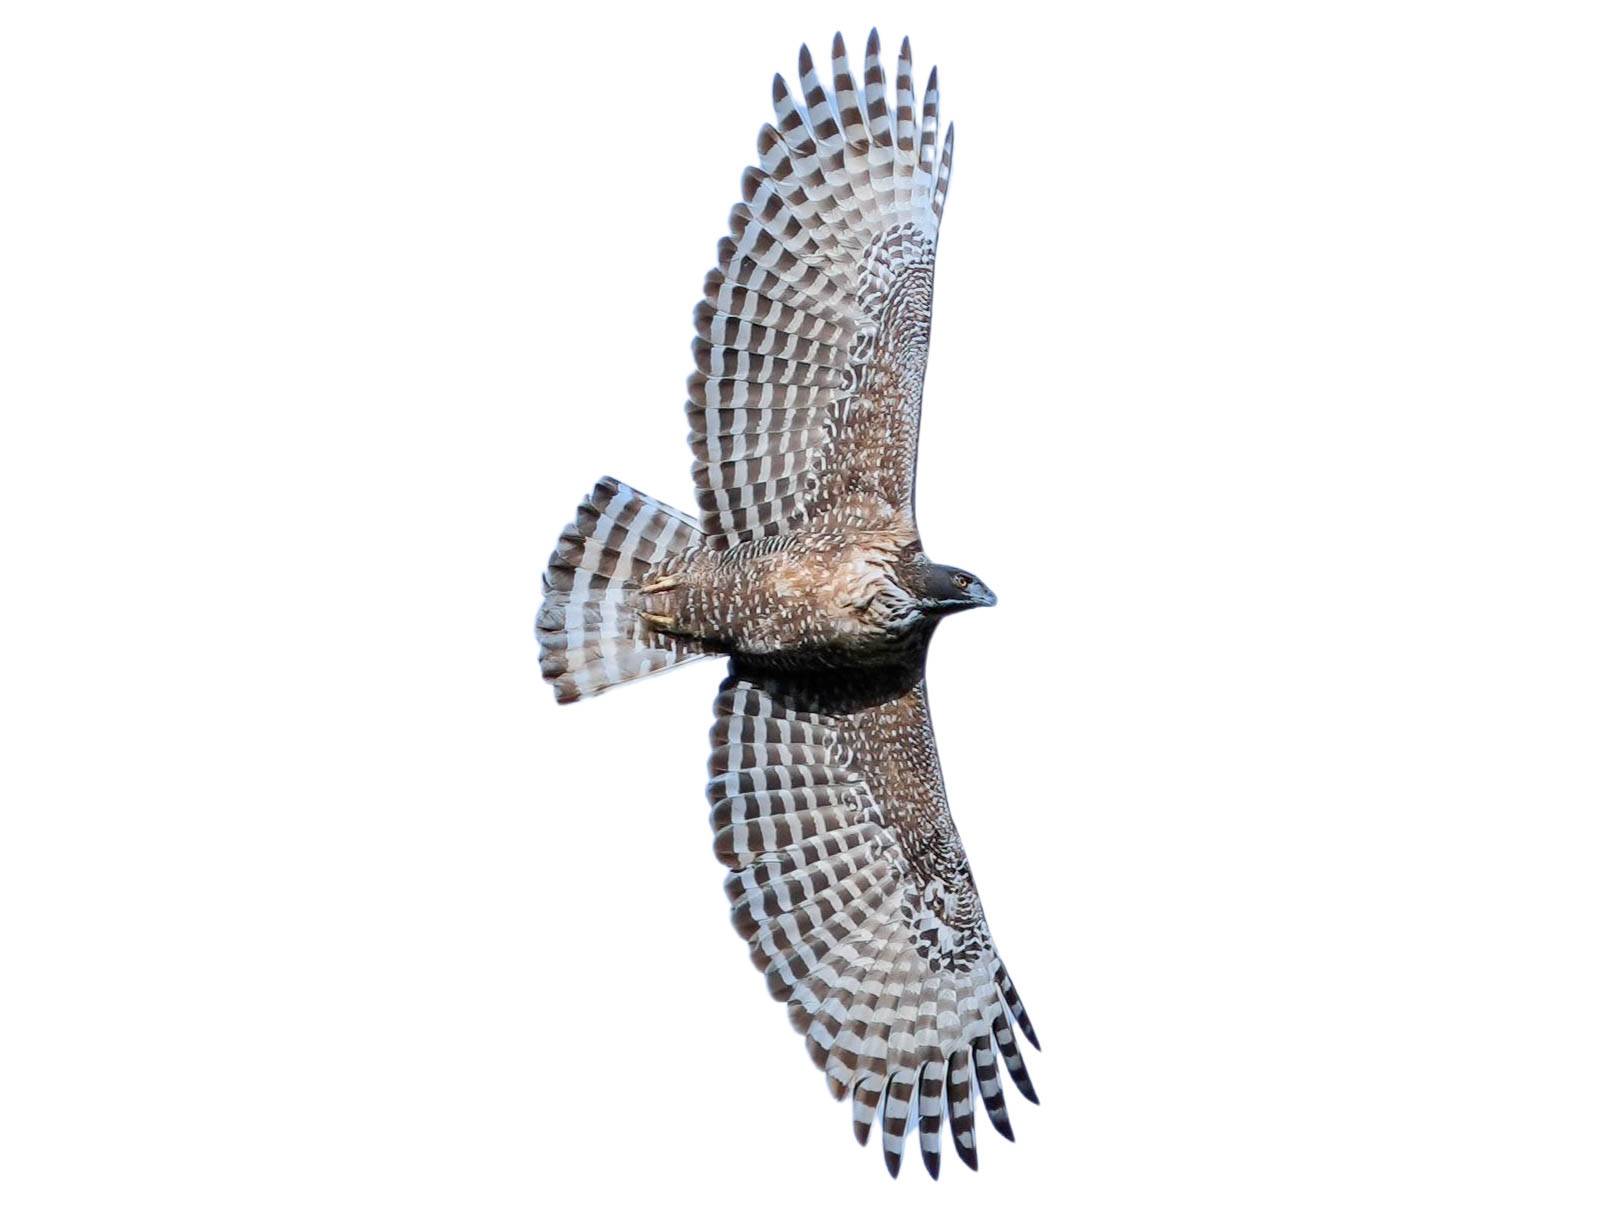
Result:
[537, 478, 715, 703]
[689, 30, 954, 545]
[536, 31, 1037, 1177]
[711, 665, 1037, 1177]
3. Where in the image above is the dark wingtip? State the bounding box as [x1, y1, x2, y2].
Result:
[884, 1148, 902, 1179]
[923, 1150, 940, 1180]
[1009, 1061, 1040, 1105]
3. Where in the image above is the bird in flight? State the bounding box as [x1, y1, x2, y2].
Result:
[536, 31, 1038, 1177]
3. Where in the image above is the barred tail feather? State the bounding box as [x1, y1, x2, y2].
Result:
[536, 477, 715, 703]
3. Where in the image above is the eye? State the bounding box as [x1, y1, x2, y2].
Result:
[951, 572, 972, 591]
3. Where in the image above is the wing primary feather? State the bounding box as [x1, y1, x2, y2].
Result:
[918, 1055, 946, 1179]
[771, 72, 814, 156]
[880, 1067, 915, 1177]
[920, 66, 941, 176]
[830, 31, 867, 150]
[933, 121, 955, 221]
[851, 1073, 882, 1146]
[798, 44, 838, 144]
[946, 1046, 978, 1170]
[994, 960, 1041, 1049]
[993, 1008, 1039, 1104]
[974, 1032, 1016, 1142]
[862, 29, 891, 146]
[895, 37, 917, 153]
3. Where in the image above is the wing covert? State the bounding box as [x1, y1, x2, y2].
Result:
[688, 31, 955, 546]
[709, 661, 1037, 1177]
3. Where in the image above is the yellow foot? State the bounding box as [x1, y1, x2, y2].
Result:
[640, 612, 677, 631]
[639, 575, 684, 595]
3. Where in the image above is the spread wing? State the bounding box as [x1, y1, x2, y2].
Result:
[688, 31, 953, 546]
[709, 663, 1038, 1177]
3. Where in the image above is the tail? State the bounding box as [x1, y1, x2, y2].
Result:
[536, 477, 715, 703]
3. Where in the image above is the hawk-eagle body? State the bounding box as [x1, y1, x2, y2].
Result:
[536, 31, 1038, 1177]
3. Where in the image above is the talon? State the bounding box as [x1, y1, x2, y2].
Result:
[639, 575, 684, 594]
[640, 611, 677, 631]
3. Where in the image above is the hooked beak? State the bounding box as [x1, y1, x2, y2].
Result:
[921, 567, 998, 616]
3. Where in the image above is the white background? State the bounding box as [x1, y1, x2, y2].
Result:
[3, 3, 1617, 1210]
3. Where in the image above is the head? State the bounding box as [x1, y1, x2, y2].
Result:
[915, 562, 997, 616]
